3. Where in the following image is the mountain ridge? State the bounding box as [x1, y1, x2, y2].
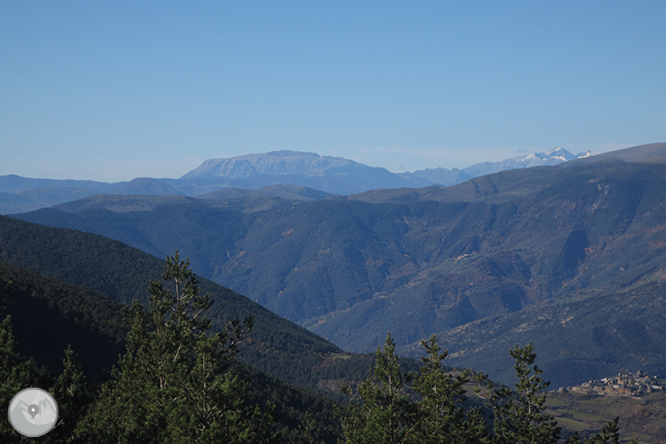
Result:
[12, 144, 666, 387]
[181, 150, 359, 179]
[179, 150, 434, 194]
[0, 215, 375, 392]
[0, 239, 347, 442]
[3, 144, 640, 214]
[409, 147, 594, 186]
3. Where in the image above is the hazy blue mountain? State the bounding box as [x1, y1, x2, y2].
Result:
[181, 150, 359, 179]
[398, 280, 666, 389]
[114, 177, 183, 195]
[198, 184, 332, 201]
[0, 147, 614, 214]
[13, 142, 666, 387]
[407, 167, 475, 186]
[410, 147, 594, 186]
[178, 150, 435, 194]
[462, 147, 594, 175]
[0, 151, 433, 213]
[0, 174, 115, 193]
[0, 192, 35, 215]
[0, 176, 333, 215]
[0, 175, 122, 214]
[569, 141, 666, 164]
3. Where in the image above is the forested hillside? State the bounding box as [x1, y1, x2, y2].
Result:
[1, 253, 642, 443]
[1, 198, 660, 441]
[0, 261, 125, 375]
[0, 255, 344, 443]
[0, 215, 378, 392]
[14, 157, 666, 387]
[399, 280, 666, 388]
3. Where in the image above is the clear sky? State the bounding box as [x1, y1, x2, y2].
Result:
[1, 1, 664, 181]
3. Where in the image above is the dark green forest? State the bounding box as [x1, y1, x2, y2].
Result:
[0, 215, 376, 392]
[2, 253, 635, 443]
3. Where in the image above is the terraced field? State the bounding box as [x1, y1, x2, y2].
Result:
[547, 391, 666, 443]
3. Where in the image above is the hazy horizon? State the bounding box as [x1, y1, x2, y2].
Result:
[0, 145, 620, 183]
[2, 1, 663, 181]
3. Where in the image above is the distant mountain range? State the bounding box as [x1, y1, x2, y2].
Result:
[409, 147, 594, 186]
[1, 147, 596, 214]
[14, 142, 666, 388]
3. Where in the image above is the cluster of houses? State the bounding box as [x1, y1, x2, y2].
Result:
[561, 371, 666, 397]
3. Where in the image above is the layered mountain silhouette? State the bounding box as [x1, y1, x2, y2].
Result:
[13, 142, 666, 386]
[178, 150, 435, 195]
[2, 147, 597, 214]
[409, 147, 593, 186]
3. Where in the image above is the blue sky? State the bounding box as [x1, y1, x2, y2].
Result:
[1, 1, 664, 181]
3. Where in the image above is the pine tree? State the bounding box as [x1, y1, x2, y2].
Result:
[586, 417, 620, 444]
[44, 346, 88, 444]
[484, 342, 561, 444]
[296, 412, 324, 444]
[77, 252, 272, 443]
[0, 315, 40, 441]
[340, 333, 633, 444]
[412, 335, 491, 444]
[341, 332, 416, 444]
[0, 279, 44, 441]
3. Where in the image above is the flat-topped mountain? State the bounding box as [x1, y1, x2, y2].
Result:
[13, 142, 666, 387]
[179, 150, 433, 194]
[1, 146, 611, 214]
[182, 150, 361, 178]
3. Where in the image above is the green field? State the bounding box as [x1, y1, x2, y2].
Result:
[547, 391, 666, 444]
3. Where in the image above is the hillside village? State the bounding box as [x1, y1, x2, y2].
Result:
[561, 371, 666, 398]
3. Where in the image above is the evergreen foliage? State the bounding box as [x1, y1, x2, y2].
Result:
[482, 342, 561, 444]
[76, 252, 274, 443]
[413, 336, 489, 444]
[341, 333, 631, 444]
[44, 346, 89, 443]
[0, 260, 126, 376]
[14, 160, 666, 388]
[0, 248, 640, 443]
[341, 333, 416, 444]
[0, 278, 48, 441]
[0, 215, 362, 391]
[0, 315, 44, 441]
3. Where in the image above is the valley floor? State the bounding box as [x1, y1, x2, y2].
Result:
[547, 391, 666, 444]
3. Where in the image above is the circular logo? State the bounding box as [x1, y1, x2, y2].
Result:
[8, 388, 59, 437]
